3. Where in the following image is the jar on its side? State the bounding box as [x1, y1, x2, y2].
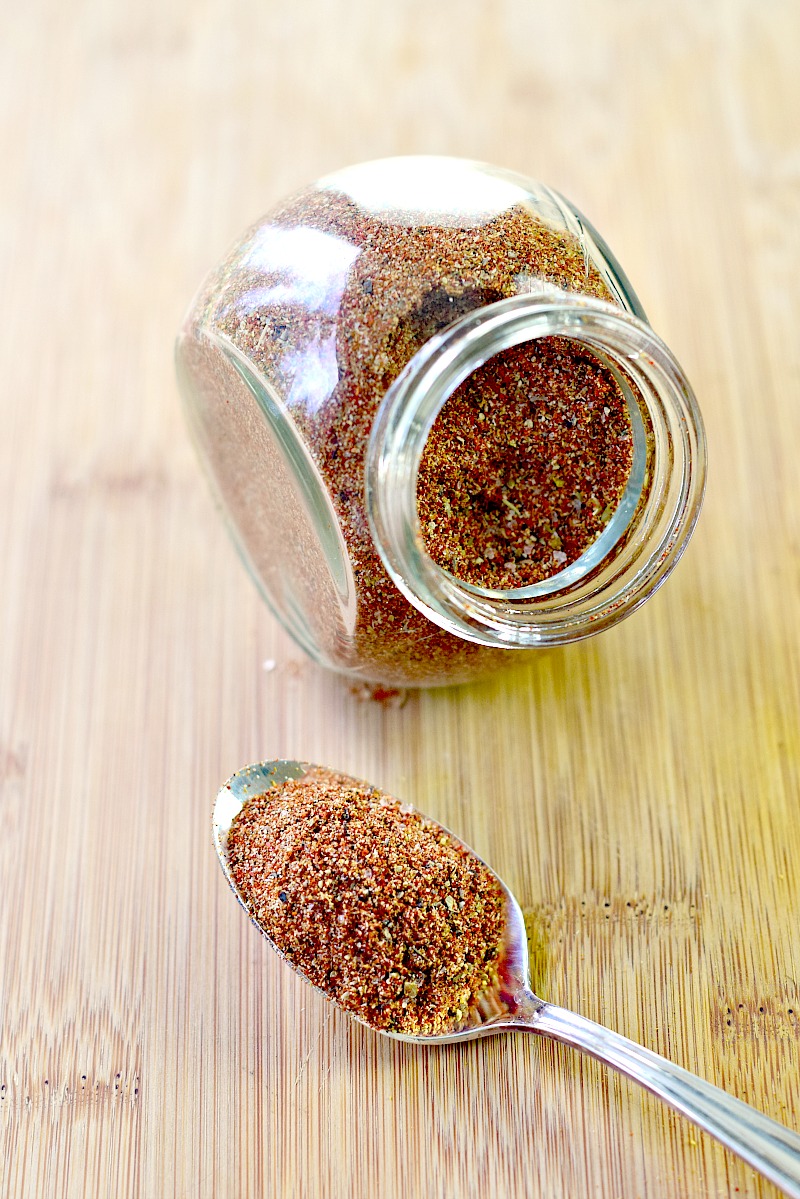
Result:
[176, 157, 706, 687]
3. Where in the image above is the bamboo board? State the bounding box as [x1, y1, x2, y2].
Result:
[1, 2, 799, 1196]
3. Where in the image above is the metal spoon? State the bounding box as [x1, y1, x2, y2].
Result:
[214, 760, 800, 1198]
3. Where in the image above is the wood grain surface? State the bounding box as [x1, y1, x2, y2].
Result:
[2, 1, 800, 1196]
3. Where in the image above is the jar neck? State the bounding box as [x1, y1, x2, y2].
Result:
[365, 293, 706, 648]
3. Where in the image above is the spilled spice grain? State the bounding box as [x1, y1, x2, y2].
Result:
[226, 767, 506, 1035]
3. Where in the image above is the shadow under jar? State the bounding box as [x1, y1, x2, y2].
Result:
[176, 156, 706, 687]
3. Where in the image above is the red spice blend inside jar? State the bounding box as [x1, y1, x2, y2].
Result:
[417, 336, 633, 590]
[178, 157, 704, 685]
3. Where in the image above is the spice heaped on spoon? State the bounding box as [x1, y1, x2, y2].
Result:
[214, 761, 800, 1199]
[224, 765, 510, 1035]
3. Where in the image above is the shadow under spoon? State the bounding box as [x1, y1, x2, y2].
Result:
[213, 759, 800, 1198]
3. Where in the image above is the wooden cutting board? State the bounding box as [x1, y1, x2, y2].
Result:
[2, 1, 799, 1195]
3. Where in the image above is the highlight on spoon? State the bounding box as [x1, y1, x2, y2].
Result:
[213, 760, 533, 1041]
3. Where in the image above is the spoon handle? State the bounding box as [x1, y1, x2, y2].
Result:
[531, 1001, 800, 1197]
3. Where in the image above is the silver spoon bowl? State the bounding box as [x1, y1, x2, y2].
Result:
[214, 760, 800, 1198]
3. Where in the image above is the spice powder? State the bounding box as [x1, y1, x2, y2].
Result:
[226, 768, 506, 1035]
[183, 172, 650, 683]
[417, 336, 633, 590]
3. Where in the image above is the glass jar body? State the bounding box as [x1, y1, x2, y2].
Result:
[176, 157, 704, 687]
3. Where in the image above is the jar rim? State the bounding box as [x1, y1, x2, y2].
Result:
[365, 292, 707, 648]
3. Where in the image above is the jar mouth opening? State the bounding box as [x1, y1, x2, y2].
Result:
[365, 293, 706, 648]
[439, 353, 650, 602]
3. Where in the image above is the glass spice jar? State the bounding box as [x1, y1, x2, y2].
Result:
[176, 156, 706, 687]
